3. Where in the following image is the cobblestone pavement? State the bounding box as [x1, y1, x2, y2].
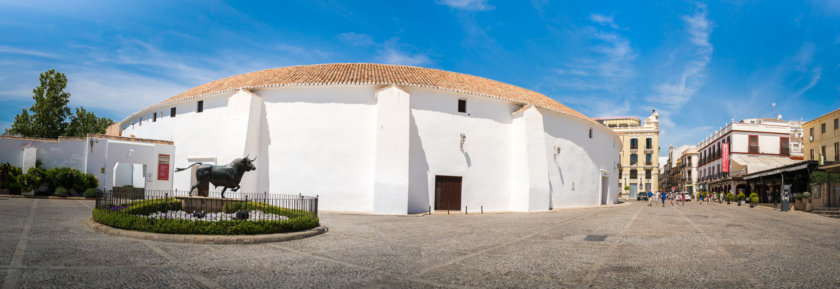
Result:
[1, 198, 840, 288]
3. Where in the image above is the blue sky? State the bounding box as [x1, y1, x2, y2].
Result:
[1, 0, 839, 154]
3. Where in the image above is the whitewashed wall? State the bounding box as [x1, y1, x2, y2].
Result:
[410, 87, 517, 213]
[542, 109, 620, 208]
[119, 84, 621, 214]
[0, 137, 86, 171]
[261, 86, 377, 212]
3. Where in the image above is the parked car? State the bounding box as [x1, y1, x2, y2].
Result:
[637, 192, 650, 201]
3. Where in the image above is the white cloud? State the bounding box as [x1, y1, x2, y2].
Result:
[275, 43, 330, 59]
[646, 4, 713, 112]
[551, 27, 636, 93]
[436, 0, 494, 11]
[338, 32, 374, 46]
[66, 69, 189, 118]
[589, 13, 620, 29]
[794, 67, 822, 97]
[0, 46, 57, 58]
[377, 48, 432, 66]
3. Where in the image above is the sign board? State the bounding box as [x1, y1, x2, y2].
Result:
[157, 154, 170, 181]
[721, 143, 729, 173]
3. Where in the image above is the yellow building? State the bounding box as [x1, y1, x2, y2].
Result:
[595, 110, 660, 199]
[804, 108, 840, 164]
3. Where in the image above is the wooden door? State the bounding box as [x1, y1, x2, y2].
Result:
[435, 176, 462, 211]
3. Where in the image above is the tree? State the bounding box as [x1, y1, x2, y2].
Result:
[5, 69, 113, 138]
[8, 109, 34, 137]
[67, 107, 114, 138]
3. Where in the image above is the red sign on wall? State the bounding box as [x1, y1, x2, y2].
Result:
[721, 143, 729, 173]
[158, 154, 170, 180]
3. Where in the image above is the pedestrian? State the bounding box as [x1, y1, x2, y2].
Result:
[670, 190, 675, 207]
[661, 191, 667, 207]
[648, 191, 653, 206]
[681, 191, 686, 207]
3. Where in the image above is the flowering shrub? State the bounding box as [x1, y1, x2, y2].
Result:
[92, 198, 318, 235]
[145, 210, 289, 222]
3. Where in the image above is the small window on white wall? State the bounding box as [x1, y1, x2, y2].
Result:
[458, 99, 466, 113]
[589, 128, 593, 139]
[197, 101, 204, 113]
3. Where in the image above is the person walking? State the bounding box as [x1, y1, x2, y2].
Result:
[669, 190, 675, 207]
[661, 191, 667, 207]
[681, 191, 686, 207]
[648, 191, 653, 206]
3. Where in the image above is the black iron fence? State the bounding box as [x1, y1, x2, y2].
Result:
[95, 189, 318, 222]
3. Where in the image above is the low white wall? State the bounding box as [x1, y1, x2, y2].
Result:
[0, 137, 87, 171]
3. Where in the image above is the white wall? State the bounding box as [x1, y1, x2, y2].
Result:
[98, 139, 174, 191]
[118, 84, 621, 214]
[0, 137, 86, 171]
[261, 86, 378, 212]
[542, 109, 620, 208]
[410, 87, 517, 213]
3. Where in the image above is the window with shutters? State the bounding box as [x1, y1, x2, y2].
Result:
[780, 137, 789, 155]
[748, 135, 759, 153]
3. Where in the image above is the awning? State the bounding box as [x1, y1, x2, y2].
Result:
[729, 155, 800, 178]
[819, 162, 840, 172]
[743, 160, 818, 180]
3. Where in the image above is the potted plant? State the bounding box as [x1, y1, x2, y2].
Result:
[749, 193, 759, 208]
[793, 193, 804, 210]
[726, 192, 735, 204]
[737, 193, 745, 206]
[803, 192, 812, 211]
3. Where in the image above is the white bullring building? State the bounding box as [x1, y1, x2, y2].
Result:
[114, 63, 620, 214]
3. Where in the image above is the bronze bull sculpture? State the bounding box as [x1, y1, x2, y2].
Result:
[175, 156, 256, 198]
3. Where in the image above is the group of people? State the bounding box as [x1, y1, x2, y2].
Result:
[646, 190, 689, 207]
[646, 191, 725, 207]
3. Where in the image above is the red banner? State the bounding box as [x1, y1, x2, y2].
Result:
[158, 154, 170, 180]
[721, 143, 729, 173]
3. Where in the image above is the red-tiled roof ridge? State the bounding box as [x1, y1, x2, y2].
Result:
[160, 63, 590, 120]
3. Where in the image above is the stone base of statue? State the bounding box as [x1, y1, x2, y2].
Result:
[176, 196, 244, 213]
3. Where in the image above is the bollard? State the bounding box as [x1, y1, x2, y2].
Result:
[481, 205, 483, 214]
[428, 205, 431, 215]
[465, 206, 468, 215]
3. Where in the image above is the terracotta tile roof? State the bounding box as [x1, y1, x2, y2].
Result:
[88, 134, 174, 145]
[161, 63, 591, 121]
[105, 123, 120, 136]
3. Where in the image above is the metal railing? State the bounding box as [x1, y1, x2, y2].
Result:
[95, 190, 318, 221]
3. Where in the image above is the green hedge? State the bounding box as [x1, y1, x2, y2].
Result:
[11, 165, 98, 195]
[92, 198, 319, 235]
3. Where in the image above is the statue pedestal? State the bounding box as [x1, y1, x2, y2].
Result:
[175, 196, 245, 213]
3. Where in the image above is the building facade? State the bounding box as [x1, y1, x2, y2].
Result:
[595, 110, 660, 199]
[697, 117, 801, 196]
[661, 145, 694, 193]
[804, 108, 840, 164]
[678, 147, 698, 194]
[114, 63, 622, 214]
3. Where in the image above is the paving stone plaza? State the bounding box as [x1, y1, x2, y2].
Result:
[1, 198, 839, 288]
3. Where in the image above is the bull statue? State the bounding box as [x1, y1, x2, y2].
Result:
[175, 155, 256, 198]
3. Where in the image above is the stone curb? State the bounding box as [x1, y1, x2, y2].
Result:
[87, 218, 327, 244]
